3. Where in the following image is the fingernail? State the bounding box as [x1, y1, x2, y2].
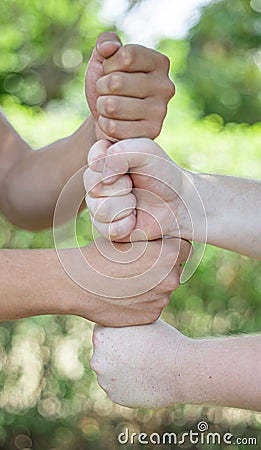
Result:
[97, 40, 121, 51]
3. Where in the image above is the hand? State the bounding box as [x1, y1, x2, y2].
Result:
[85, 138, 190, 241]
[91, 319, 261, 411]
[85, 32, 175, 140]
[85, 137, 261, 258]
[72, 237, 191, 327]
[91, 319, 190, 408]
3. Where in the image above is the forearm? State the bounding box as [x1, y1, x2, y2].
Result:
[0, 247, 100, 321]
[179, 171, 261, 258]
[0, 110, 32, 181]
[0, 238, 174, 326]
[178, 333, 261, 411]
[0, 248, 83, 320]
[0, 115, 96, 230]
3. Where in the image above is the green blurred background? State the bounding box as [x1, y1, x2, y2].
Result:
[0, 0, 261, 448]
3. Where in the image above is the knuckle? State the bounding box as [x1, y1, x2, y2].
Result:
[159, 53, 171, 71]
[166, 273, 180, 292]
[162, 79, 175, 100]
[159, 294, 170, 308]
[108, 72, 123, 94]
[118, 44, 135, 68]
[156, 275, 177, 294]
[96, 77, 104, 95]
[156, 101, 167, 119]
[104, 96, 118, 115]
[168, 79, 176, 98]
[103, 118, 118, 138]
[144, 120, 162, 140]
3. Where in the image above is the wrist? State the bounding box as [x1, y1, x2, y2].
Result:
[171, 170, 208, 243]
[69, 115, 97, 163]
[175, 336, 224, 406]
[48, 246, 95, 318]
[174, 334, 198, 404]
[177, 336, 237, 408]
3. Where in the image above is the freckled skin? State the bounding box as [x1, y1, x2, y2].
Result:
[91, 320, 261, 411]
[91, 319, 187, 408]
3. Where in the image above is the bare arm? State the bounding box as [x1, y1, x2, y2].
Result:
[0, 30, 174, 231]
[91, 319, 261, 411]
[0, 247, 77, 320]
[180, 331, 261, 411]
[0, 109, 32, 181]
[85, 138, 261, 259]
[179, 170, 261, 259]
[0, 112, 96, 230]
[0, 238, 189, 325]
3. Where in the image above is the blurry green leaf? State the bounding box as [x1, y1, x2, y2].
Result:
[184, 0, 261, 123]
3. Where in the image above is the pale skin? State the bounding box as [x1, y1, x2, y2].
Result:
[87, 138, 261, 410]
[85, 138, 261, 259]
[91, 319, 261, 411]
[0, 32, 177, 326]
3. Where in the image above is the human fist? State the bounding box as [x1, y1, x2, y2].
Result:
[91, 319, 190, 408]
[84, 138, 187, 241]
[76, 237, 191, 327]
[85, 31, 175, 140]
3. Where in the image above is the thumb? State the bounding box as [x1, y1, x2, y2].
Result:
[96, 31, 122, 59]
[102, 138, 158, 184]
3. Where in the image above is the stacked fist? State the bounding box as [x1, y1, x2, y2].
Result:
[84, 31, 191, 408]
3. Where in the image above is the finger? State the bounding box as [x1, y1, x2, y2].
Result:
[84, 166, 118, 193]
[98, 117, 159, 141]
[84, 170, 132, 197]
[91, 211, 136, 240]
[86, 193, 136, 223]
[150, 293, 170, 309]
[96, 72, 156, 98]
[176, 238, 193, 265]
[101, 138, 160, 179]
[87, 139, 112, 172]
[96, 31, 122, 59]
[97, 96, 151, 121]
[97, 71, 175, 102]
[157, 269, 181, 294]
[103, 44, 163, 74]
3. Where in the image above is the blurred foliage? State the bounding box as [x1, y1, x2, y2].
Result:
[0, 0, 261, 449]
[0, 0, 109, 107]
[184, 0, 261, 123]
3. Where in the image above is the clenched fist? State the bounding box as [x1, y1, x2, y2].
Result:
[85, 31, 175, 141]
